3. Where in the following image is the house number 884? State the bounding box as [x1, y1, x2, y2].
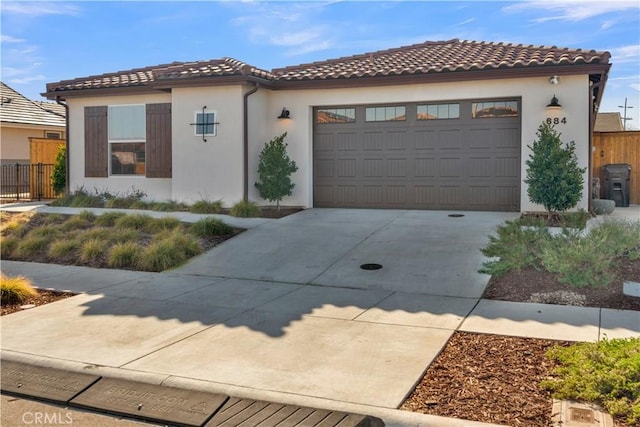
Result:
[546, 117, 567, 125]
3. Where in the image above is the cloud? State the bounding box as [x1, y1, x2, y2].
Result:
[1, 34, 25, 43]
[607, 44, 640, 64]
[631, 83, 640, 92]
[7, 74, 47, 85]
[0, 2, 80, 16]
[455, 18, 476, 26]
[504, 0, 639, 22]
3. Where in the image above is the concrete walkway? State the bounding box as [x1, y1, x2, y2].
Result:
[1, 206, 639, 426]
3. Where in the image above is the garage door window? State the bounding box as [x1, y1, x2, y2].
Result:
[317, 108, 356, 123]
[417, 103, 460, 120]
[365, 106, 406, 122]
[472, 101, 518, 118]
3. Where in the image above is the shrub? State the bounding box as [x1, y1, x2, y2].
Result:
[189, 218, 232, 237]
[61, 215, 92, 231]
[137, 239, 187, 272]
[14, 236, 49, 257]
[68, 193, 104, 208]
[524, 123, 586, 217]
[145, 217, 182, 233]
[108, 228, 140, 244]
[94, 211, 127, 227]
[0, 273, 38, 305]
[51, 144, 66, 195]
[1, 235, 19, 257]
[48, 239, 80, 257]
[255, 132, 298, 210]
[38, 213, 65, 225]
[480, 220, 550, 276]
[130, 200, 152, 210]
[150, 200, 188, 212]
[79, 238, 108, 263]
[163, 229, 202, 257]
[107, 241, 141, 269]
[230, 200, 262, 218]
[78, 210, 96, 222]
[190, 199, 223, 214]
[104, 188, 146, 209]
[114, 214, 153, 230]
[26, 225, 62, 241]
[542, 337, 640, 425]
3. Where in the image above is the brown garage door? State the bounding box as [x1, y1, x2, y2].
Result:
[313, 99, 521, 211]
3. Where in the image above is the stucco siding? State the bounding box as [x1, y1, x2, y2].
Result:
[263, 75, 592, 211]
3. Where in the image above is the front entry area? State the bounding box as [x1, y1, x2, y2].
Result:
[313, 99, 522, 211]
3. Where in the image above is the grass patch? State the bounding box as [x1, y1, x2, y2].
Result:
[109, 228, 140, 243]
[14, 236, 49, 257]
[79, 238, 108, 263]
[137, 239, 187, 272]
[189, 217, 233, 237]
[94, 211, 127, 227]
[190, 199, 223, 214]
[78, 227, 113, 242]
[146, 216, 182, 233]
[480, 219, 640, 288]
[26, 225, 62, 240]
[0, 235, 19, 257]
[230, 200, 262, 218]
[107, 241, 141, 269]
[150, 200, 189, 212]
[542, 337, 640, 425]
[114, 213, 154, 230]
[61, 215, 93, 231]
[48, 239, 81, 258]
[78, 210, 97, 221]
[0, 273, 38, 305]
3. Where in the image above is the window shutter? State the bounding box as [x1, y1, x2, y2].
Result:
[146, 103, 172, 178]
[84, 106, 108, 177]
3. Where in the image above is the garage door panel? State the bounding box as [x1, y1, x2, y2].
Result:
[314, 100, 521, 211]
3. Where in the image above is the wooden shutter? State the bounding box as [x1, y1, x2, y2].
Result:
[146, 103, 172, 178]
[84, 106, 108, 177]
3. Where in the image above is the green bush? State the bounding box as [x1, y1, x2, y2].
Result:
[94, 211, 127, 227]
[48, 239, 80, 257]
[61, 215, 92, 231]
[190, 199, 223, 214]
[79, 238, 108, 263]
[114, 214, 153, 230]
[107, 241, 141, 269]
[163, 229, 202, 257]
[189, 218, 232, 237]
[78, 227, 112, 242]
[51, 144, 66, 196]
[68, 193, 104, 208]
[1, 235, 19, 257]
[145, 217, 182, 233]
[480, 220, 550, 276]
[150, 200, 188, 212]
[78, 210, 96, 222]
[137, 239, 187, 272]
[27, 225, 62, 241]
[542, 337, 640, 424]
[129, 200, 152, 210]
[230, 200, 262, 218]
[14, 236, 49, 257]
[1, 273, 38, 305]
[108, 228, 140, 244]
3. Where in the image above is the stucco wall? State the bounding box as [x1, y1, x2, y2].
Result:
[67, 93, 172, 200]
[262, 75, 592, 212]
[0, 125, 64, 165]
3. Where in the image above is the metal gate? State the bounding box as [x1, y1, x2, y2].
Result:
[0, 163, 57, 201]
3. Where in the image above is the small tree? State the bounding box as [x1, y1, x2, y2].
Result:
[255, 132, 298, 210]
[524, 122, 586, 218]
[51, 144, 66, 196]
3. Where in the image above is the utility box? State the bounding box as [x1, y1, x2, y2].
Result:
[603, 163, 631, 207]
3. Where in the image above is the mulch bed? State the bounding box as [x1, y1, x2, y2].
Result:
[1, 289, 76, 316]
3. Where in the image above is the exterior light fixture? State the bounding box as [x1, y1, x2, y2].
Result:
[277, 108, 291, 119]
[549, 75, 559, 85]
[546, 95, 562, 110]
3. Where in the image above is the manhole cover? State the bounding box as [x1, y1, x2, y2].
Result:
[448, 214, 465, 218]
[360, 263, 382, 270]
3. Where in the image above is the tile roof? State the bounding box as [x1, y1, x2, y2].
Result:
[594, 112, 624, 132]
[45, 39, 610, 95]
[1, 82, 66, 127]
[46, 58, 274, 93]
[273, 39, 610, 80]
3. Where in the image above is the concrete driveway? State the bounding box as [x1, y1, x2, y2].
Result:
[3, 208, 522, 414]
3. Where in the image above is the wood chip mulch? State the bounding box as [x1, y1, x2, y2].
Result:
[1, 289, 76, 316]
[401, 332, 572, 426]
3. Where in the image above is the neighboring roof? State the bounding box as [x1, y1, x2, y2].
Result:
[1, 82, 66, 127]
[594, 112, 624, 132]
[44, 39, 611, 98]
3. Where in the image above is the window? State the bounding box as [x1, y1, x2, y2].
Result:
[108, 105, 145, 175]
[195, 111, 216, 136]
[472, 101, 519, 118]
[45, 131, 62, 139]
[417, 104, 460, 120]
[317, 108, 355, 124]
[365, 106, 406, 122]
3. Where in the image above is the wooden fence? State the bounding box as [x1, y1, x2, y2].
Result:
[593, 131, 640, 205]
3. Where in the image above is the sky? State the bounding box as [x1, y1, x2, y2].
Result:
[2, 0, 639, 129]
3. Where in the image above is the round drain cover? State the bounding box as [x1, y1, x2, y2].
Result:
[360, 263, 383, 270]
[448, 214, 465, 218]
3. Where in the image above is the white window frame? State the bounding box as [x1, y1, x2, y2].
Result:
[108, 104, 146, 176]
[194, 110, 217, 137]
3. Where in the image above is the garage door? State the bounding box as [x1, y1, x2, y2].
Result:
[313, 99, 521, 211]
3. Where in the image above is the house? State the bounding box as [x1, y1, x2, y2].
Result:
[43, 39, 610, 212]
[594, 112, 624, 132]
[1, 82, 66, 166]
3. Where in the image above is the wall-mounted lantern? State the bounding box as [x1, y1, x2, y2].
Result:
[277, 107, 291, 119]
[546, 95, 562, 110]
